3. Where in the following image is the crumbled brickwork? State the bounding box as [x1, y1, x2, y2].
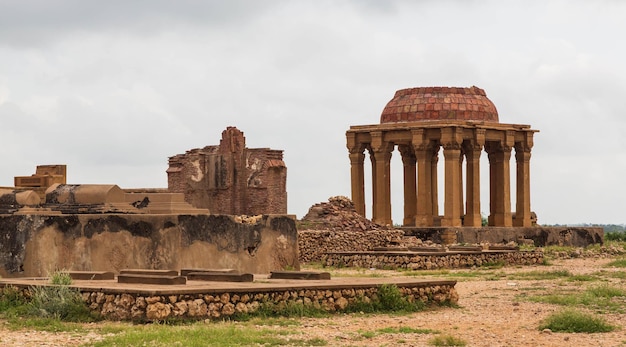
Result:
[167, 127, 287, 215]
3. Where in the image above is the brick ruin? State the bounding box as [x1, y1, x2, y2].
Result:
[167, 127, 287, 216]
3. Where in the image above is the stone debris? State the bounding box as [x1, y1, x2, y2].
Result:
[300, 196, 387, 232]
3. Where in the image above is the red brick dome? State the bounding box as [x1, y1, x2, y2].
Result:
[380, 86, 499, 123]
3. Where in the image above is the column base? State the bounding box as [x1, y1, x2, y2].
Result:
[463, 214, 483, 227]
[414, 214, 434, 227]
[441, 217, 462, 227]
[492, 213, 513, 227]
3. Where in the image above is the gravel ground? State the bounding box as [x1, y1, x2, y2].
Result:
[0, 257, 624, 346]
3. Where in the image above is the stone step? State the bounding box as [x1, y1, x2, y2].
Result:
[269, 271, 331, 280]
[117, 274, 187, 285]
[180, 268, 237, 277]
[68, 271, 115, 280]
[408, 246, 446, 253]
[186, 272, 254, 282]
[447, 246, 483, 252]
[372, 247, 409, 252]
[119, 269, 179, 276]
[488, 245, 520, 251]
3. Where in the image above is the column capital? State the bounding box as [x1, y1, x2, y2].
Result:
[441, 127, 463, 150]
[397, 144, 416, 165]
[370, 131, 393, 154]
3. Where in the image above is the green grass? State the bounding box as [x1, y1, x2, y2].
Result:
[428, 334, 467, 346]
[526, 284, 626, 313]
[566, 274, 598, 282]
[90, 322, 328, 347]
[359, 326, 439, 339]
[606, 258, 626, 268]
[508, 270, 572, 280]
[345, 284, 426, 314]
[538, 309, 615, 333]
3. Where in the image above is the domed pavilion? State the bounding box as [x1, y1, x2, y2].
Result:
[346, 86, 538, 227]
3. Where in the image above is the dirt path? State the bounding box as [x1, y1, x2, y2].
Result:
[0, 258, 624, 346]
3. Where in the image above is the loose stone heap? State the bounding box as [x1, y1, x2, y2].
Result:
[298, 196, 404, 262]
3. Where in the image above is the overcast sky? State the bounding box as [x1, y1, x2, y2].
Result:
[0, 0, 624, 225]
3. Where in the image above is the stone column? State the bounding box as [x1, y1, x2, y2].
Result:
[371, 132, 393, 226]
[464, 145, 482, 226]
[431, 146, 440, 219]
[398, 144, 417, 226]
[441, 127, 463, 227]
[486, 134, 514, 227]
[464, 129, 485, 227]
[458, 148, 465, 219]
[347, 132, 367, 217]
[514, 133, 533, 227]
[348, 151, 366, 217]
[412, 129, 434, 226]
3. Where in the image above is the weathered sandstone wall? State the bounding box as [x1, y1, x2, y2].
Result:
[0, 214, 298, 277]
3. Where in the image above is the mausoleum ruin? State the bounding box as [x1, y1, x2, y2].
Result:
[167, 126, 287, 216]
[347, 86, 537, 228]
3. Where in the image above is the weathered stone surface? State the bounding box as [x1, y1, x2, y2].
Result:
[146, 302, 171, 320]
[0, 213, 299, 277]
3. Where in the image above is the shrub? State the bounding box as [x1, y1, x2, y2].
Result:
[539, 309, 615, 333]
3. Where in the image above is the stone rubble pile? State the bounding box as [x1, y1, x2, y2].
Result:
[298, 196, 404, 262]
[301, 196, 386, 231]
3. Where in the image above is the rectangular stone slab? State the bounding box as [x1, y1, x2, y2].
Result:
[119, 269, 179, 276]
[68, 271, 115, 280]
[447, 246, 483, 252]
[180, 268, 237, 277]
[408, 246, 446, 253]
[373, 247, 409, 251]
[186, 272, 253, 282]
[269, 271, 331, 280]
[117, 274, 187, 285]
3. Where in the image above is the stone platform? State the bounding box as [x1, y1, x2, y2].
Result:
[0, 276, 457, 321]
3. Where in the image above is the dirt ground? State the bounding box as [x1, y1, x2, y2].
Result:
[0, 257, 625, 347]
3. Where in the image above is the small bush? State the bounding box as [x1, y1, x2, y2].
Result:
[539, 309, 615, 333]
[347, 284, 426, 314]
[605, 232, 626, 242]
[49, 271, 73, 285]
[428, 334, 467, 346]
[27, 282, 95, 322]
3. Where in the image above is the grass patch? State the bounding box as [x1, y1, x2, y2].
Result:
[428, 334, 467, 346]
[345, 284, 426, 314]
[606, 258, 626, 268]
[508, 270, 572, 280]
[91, 322, 324, 347]
[526, 284, 626, 312]
[359, 326, 439, 339]
[539, 309, 615, 333]
[567, 274, 599, 282]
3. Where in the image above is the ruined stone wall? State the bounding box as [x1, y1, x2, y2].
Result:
[167, 127, 287, 216]
[322, 250, 544, 270]
[298, 229, 405, 263]
[0, 214, 298, 277]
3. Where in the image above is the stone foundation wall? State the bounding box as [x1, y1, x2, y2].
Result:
[322, 251, 543, 270]
[298, 229, 405, 263]
[0, 282, 459, 321]
[404, 226, 604, 247]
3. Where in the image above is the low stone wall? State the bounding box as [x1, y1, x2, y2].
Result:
[0, 280, 458, 321]
[322, 250, 544, 270]
[403, 226, 604, 247]
[298, 229, 404, 263]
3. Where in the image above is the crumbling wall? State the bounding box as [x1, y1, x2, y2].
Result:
[298, 196, 404, 262]
[0, 214, 299, 277]
[167, 127, 287, 215]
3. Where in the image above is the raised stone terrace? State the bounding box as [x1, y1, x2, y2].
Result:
[0, 271, 457, 321]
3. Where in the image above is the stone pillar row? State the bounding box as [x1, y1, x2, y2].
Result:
[347, 128, 534, 227]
